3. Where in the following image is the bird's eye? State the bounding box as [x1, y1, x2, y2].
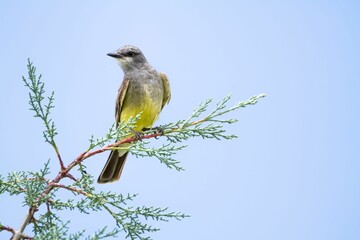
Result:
[127, 51, 135, 57]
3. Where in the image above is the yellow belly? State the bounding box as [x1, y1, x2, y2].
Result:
[120, 91, 161, 132]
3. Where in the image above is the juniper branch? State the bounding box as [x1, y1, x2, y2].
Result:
[0, 60, 265, 240]
[22, 59, 64, 170]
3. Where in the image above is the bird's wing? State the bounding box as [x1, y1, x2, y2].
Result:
[159, 72, 171, 110]
[115, 77, 130, 127]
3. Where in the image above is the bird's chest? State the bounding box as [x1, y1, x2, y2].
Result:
[120, 76, 163, 129]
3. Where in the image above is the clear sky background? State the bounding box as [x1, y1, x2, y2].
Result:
[1, 1, 359, 239]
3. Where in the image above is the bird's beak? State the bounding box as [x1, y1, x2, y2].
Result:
[107, 52, 121, 58]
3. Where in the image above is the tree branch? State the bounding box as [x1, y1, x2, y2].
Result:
[3, 60, 266, 239]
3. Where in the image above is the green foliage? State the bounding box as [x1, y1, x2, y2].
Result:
[0, 60, 265, 239]
[22, 59, 57, 148]
[129, 93, 265, 171]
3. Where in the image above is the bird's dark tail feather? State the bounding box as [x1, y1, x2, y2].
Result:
[97, 150, 128, 184]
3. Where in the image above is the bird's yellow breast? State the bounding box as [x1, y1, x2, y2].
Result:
[120, 88, 162, 132]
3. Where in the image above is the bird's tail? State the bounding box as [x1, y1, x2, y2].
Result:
[97, 148, 129, 184]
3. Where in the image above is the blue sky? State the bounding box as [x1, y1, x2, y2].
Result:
[1, 1, 359, 239]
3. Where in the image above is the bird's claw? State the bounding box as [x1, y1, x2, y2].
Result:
[131, 128, 144, 141]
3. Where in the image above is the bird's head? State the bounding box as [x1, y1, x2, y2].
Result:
[107, 45, 148, 72]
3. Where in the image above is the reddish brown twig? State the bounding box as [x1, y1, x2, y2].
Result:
[50, 182, 91, 196]
[0, 225, 15, 235]
[53, 144, 65, 171]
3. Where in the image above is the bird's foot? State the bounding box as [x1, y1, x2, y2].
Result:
[142, 126, 164, 139]
[130, 128, 145, 141]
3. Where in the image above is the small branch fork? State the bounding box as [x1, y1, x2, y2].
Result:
[8, 127, 167, 240]
[0, 225, 33, 240]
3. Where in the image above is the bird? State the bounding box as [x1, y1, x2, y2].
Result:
[97, 45, 171, 184]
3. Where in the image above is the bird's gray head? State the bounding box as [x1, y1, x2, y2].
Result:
[107, 45, 148, 72]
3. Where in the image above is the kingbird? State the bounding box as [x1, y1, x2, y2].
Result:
[97, 45, 171, 184]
